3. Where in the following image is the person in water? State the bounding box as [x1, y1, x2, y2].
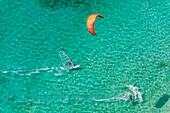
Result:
[129, 95, 135, 103]
[68, 59, 75, 68]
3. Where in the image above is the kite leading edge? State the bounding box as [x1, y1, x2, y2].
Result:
[86, 14, 103, 35]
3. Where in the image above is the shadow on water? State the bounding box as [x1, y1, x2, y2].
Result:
[38, 0, 94, 10]
[155, 94, 170, 108]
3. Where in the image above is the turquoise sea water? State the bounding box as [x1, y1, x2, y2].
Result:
[0, 0, 170, 112]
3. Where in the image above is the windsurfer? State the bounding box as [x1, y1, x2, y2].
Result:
[68, 59, 75, 68]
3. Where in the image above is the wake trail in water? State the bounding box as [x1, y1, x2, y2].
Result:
[1, 66, 67, 76]
[94, 85, 143, 103]
[1, 51, 80, 76]
[94, 92, 131, 102]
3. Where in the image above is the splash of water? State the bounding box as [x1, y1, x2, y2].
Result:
[94, 85, 143, 103]
[126, 84, 143, 102]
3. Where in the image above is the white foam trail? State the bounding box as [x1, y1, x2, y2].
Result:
[12, 70, 19, 74]
[19, 74, 24, 76]
[39, 67, 50, 71]
[60, 67, 65, 70]
[94, 92, 131, 102]
[54, 67, 65, 76]
[2, 71, 8, 74]
[94, 85, 143, 103]
[137, 91, 143, 102]
[51, 67, 54, 70]
[54, 73, 63, 76]
[94, 97, 114, 102]
[32, 70, 40, 74]
[1, 66, 66, 76]
[47, 70, 53, 72]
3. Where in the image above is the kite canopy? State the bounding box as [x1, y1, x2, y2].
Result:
[86, 14, 103, 35]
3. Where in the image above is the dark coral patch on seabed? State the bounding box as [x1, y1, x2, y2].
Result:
[155, 94, 170, 108]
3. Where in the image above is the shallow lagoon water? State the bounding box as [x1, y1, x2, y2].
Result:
[0, 0, 170, 112]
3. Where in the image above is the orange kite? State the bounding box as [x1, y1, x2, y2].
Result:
[86, 14, 103, 35]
